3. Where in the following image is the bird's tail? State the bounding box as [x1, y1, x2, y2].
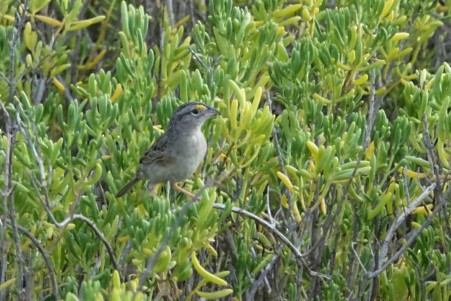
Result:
[115, 177, 140, 197]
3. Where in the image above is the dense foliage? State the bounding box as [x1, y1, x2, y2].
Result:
[0, 0, 450, 300]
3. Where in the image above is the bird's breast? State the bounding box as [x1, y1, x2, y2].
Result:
[169, 131, 207, 181]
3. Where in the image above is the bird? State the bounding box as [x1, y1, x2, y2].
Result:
[115, 102, 219, 198]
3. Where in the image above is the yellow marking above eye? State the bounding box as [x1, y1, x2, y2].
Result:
[195, 104, 207, 111]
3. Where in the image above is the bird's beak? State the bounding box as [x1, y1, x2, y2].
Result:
[207, 106, 220, 116]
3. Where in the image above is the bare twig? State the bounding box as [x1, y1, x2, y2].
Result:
[213, 203, 330, 279]
[4, 118, 23, 298]
[351, 242, 368, 274]
[0, 3, 30, 298]
[118, 240, 133, 268]
[0, 1, 29, 300]
[422, 116, 443, 199]
[213, 203, 301, 258]
[423, 109, 451, 234]
[135, 180, 329, 297]
[7, 221, 60, 299]
[188, 0, 196, 28]
[303, 68, 382, 262]
[246, 246, 282, 300]
[14, 104, 121, 275]
[27, 176, 120, 271]
[135, 182, 211, 294]
[167, 0, 174, 27]
[364, 69, 381, 148]
[266, 185, 275, 226]
[0, 101, 12, 300]
[366, 183, 439, 278]
[71, 214, 120, 271]
[267, 92, 296, 227]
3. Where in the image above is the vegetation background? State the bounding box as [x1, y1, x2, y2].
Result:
[0, 0, 450, 300]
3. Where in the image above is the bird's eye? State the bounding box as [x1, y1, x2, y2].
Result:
[191, 108, 199, 115]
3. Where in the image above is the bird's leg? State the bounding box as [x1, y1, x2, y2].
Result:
[147, 183, 157, 197]
[172, 183, 196, 198]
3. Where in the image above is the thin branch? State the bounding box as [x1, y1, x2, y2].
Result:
[13, 104, 120, 275]
[265, 185, 275, 226]
[380, 183, 435, 262]
[4, 119, 23, 299]
[423, 110, 451, 235]
[135, 182, 210, 294]
[135, 180, 330, 297]
[1, 2, 30, 298]
[366, 183, 440, 278]
[167, 0, 174, 27]
[246, 246, 282, 300]
[27, 171, 120, 272]
[212, 203, 330, 280]
[422, 116, 443, 198]
[267, 92, 296, 227]
[304, 66, 383, 261]
[0, 101, 10, 299]
[6, 221, 60, 299]
[0, 71, 8, 83]
[118, 240, 133, 269]
[351, 242, 368, 274]
[69, 214, 120, 272]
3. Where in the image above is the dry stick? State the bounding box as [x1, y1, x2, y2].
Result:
[246, 245, 283, 299]
[0, 102, 10, 299]
[4, 121, 23, 297]
[28, 175, 120, 272]
[0, 5, 29, 300]
[155, 3, 164, 103]
[167, 0, 174, 27]
[71, 214, 120, 271]
[423, 111, 451, 237]
[15, 112, 120, 274]
[361, 68, 381, 301]
[189, 47, 208, 70]
[266, 93, 331, 279]
[265, 185, 275, 226]
[422, 116, 443, 198]
[5, 221, 60, 300]
[135, 183, 211, 294]
[267, 92, 296, 226]
[118, 240, 133, 268]
[1, 3, 30, 298]
[135, 142, 235, 293]
[378, 183, 436, 267]
[364, 113, 449, 278]
[366, 184, 449, 278]
[244, 95, 287, 298]
[212, 203, 330, 279]
[258, 253, 272, 291]
[188, 0, 196, 28]
[422, 115, 449, 233]
[269, 95, 323, 291]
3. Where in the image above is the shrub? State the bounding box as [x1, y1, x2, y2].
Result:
[0, 0, 450, 300]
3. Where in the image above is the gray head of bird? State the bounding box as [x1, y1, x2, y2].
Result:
[167, 102, 220, 133]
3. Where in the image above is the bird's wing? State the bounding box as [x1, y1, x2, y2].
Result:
[139, 133, 175, 165]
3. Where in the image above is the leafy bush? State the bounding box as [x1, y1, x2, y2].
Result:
[0, 0, 450, 300]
